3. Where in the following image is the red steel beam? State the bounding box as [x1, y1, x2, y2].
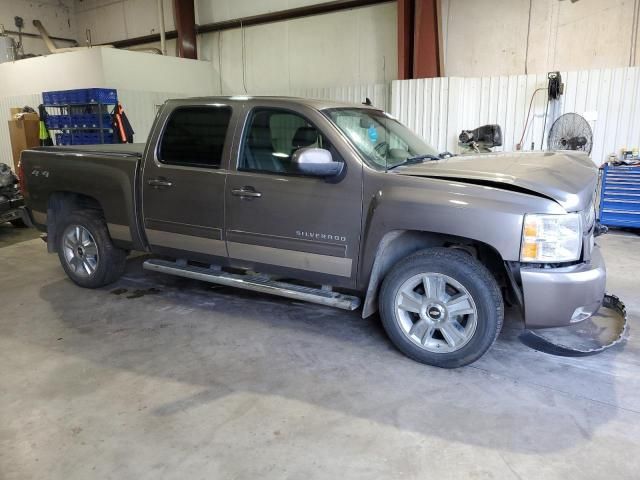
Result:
[398, 0, 441, 79]
[413, 0, 441, 78]
[397, 0, 414, 79]
[173, 0, 197, 59]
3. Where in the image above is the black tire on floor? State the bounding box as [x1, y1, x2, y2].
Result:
[56, 210, 127, 288]
[378, 247, 504, 368]
[10, 218, 27, 228]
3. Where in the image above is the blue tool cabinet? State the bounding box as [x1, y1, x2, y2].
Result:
[599, 164, 640, 228]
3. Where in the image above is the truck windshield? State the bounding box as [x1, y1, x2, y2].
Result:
[325, 108, 440, 171]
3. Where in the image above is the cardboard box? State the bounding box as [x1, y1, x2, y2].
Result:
[8, 113, 40, 170]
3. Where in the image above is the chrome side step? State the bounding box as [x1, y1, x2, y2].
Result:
[143, 258, 361, 311]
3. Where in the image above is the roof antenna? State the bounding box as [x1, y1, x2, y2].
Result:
[362, 97, 372, 106]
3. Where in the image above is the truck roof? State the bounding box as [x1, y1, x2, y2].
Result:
[167, 96, 381, 111]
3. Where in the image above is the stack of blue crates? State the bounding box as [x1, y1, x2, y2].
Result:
[599, 164, 640, 229]
[43, 88, 118, 146]
[42, 88, 118, 106]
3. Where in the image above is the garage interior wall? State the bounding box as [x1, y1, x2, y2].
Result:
[440, 0, 640, 77]
[72, 0, 398, 95]
[0, 0, 77, 56]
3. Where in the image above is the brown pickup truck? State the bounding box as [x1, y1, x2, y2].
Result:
[19, 96, 605, 367]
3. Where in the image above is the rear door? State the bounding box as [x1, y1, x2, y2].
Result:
[224, 104, 363, 287]
[141, 102, 235, 259]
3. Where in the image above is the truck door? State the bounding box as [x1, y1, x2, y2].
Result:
[224, 105, 363, 287]
[141, 103, 235, 260]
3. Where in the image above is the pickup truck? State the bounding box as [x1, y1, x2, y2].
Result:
[19, 96, 605, 368]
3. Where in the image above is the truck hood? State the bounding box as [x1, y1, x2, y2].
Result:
[393, 150, 598, 211]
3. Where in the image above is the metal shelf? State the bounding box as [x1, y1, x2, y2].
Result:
[49, 127, 113, 131]
[43, 103, 116, 108]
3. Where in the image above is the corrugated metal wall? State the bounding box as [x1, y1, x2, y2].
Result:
[292, 83, 390, 112]
[391, 67, 640, 165]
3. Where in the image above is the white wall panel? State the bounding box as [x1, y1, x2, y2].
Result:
[441, 0, 640, 77]
[117, 90, 190, 142]
[392, 66, 640, 165]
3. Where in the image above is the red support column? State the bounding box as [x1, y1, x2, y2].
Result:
[173, 0, 198, 59]
[397, 0, 414, 79]
[413, 0, 441, 78]
[398, 0, 441, 79]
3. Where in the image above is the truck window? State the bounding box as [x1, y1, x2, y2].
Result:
[159, 106, 232, 168]
[239, 108, 334, 175]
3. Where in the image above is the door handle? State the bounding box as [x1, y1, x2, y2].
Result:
[231, 187, 262, 198]
[147, 177, 173, 188]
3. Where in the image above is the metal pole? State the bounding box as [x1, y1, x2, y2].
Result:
[157, 0, 166, 55]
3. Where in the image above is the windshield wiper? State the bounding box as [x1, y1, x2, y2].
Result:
[387, 153, 441, 170]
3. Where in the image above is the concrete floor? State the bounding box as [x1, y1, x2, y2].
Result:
[1, 229, 639, 480]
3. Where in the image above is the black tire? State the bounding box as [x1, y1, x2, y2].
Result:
[56, 210, 126, 288]
[379, 248, 503, 368]
[10, 218, 27, 228]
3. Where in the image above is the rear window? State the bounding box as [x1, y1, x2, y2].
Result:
[159, 106, 232, 168]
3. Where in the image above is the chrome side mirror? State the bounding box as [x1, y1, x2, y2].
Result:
[292, 148, 343, 177]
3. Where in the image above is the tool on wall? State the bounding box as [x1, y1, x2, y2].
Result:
[13, 16, 24, 58]
[517, 72, 564, 151]
[540, 71, 564, 149]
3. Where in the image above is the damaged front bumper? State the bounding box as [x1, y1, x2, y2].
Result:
[520, 245, 606, 329]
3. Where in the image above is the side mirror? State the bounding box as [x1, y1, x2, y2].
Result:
[292, 148, 343, 177]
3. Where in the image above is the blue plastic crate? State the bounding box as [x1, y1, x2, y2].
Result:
[51, 91, 66, 104]
[42, 91, 53, 105]
[88, 88, 117, 104]
[68, 114, 82, 127]
[47, 114, 72, 128]
[55, 133, 72, 145]
[67, 89, 89, 104]
[82, 113, 110, 127]
[46, 115, 59, 129]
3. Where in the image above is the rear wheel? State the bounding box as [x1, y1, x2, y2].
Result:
[56, 211, 126, 288]
[379, 248, 503, 368]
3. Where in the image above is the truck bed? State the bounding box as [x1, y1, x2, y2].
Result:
[21, 143, 144, 249]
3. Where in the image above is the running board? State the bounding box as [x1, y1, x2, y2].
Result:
[143, 258, 361, 311]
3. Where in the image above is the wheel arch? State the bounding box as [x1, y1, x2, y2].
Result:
[46, 191, 105, 253]
[361, 229, 509, 318]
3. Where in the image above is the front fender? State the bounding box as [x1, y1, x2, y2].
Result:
[357, 173, 564, 316]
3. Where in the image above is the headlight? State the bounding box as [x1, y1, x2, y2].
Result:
[521, 213, 582, 263]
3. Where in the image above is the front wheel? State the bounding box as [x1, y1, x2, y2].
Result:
[56, 211, 126, 288]
[379, 248, 503, 368]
